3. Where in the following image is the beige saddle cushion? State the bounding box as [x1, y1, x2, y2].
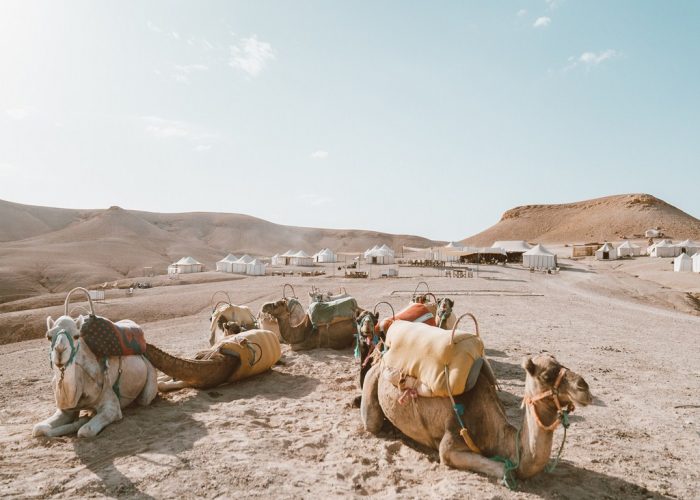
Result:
[217, 329, 281, 382]
[382, 320, 484, 397]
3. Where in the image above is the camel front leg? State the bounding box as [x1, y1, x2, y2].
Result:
[33, 409, 80, 437]
[77, 394, 122, 438]
[158, 379, 190, 392]
[438, 430, 505, 478]
[360, 363, 384, 434]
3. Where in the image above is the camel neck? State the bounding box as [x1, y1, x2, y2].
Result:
[516, 400, 556, 478]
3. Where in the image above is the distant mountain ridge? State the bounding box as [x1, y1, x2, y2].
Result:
[461, 194, 700, 245]
[0, 199, 441, 302]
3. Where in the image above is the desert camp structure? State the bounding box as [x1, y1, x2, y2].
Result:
[616, 241, 642, 258]
[595, 243, 617, 261]
[168, 256, 204, 274]
[491, 241, 531, 263]
[522, 244, 557, 270]
[674, 253, 692, 272]
[216, 253, 239, 272]
[272, 250, 314, 267]
[692, 253, 700, 273]
[314, 248, 337, 263]
[364, 245, 395, 265]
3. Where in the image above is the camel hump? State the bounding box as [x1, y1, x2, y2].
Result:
[382, 320, 484, 397]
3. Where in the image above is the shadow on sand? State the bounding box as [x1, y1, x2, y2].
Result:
[71, 369, 320, 497]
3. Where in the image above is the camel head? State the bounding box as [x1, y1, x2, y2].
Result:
[46, 315, 84, 370]
[261, 299, 288, 318]
[437, 298, 454, 318]
[522, 354, 593, 413]
[356, 310, 379, 339]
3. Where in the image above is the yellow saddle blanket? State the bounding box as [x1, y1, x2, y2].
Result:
[216, 329, 281, 382]
[382, 320, 484, 397]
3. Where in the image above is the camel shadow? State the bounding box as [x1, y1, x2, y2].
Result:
[72, 395, 207, 499]
[489, 358, 523, 381]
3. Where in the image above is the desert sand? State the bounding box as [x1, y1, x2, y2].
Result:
[1, 258, 699, 499]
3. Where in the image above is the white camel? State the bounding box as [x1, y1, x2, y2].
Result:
[33, 315, 158, 438]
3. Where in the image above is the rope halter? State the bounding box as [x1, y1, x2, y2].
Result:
[50, 329, 80, 383]
[523, 367, 574, 431]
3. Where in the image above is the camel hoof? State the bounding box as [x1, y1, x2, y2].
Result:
[77, 426, 98, 438]
[32, 424, 49, 437]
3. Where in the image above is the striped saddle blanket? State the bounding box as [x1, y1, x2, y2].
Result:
[376, 302, 436, 334]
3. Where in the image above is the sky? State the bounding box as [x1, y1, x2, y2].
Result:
[1, 1, 699, 241]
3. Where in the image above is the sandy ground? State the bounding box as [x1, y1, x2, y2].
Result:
[1, 260, 699, 499]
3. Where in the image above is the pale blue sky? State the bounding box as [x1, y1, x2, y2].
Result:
[1, 1, 698, 240]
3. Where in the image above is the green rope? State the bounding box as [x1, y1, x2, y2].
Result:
[50, 330, 79, 368]
[545, 410, 570, 473]
[489, 428, 521, 490]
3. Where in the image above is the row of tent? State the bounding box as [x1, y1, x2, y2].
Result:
[595, 239, 700, 260]
[271, 250, 315, 267]
[673, 253, 700, 272]
[215, 254, 267, 275]
[418, 241, 558, 269]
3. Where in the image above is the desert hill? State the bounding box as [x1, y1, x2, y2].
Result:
[461, 194, 700, 246]
[0, 200, 441, 302]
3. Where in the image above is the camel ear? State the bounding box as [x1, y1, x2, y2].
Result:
[373, 312, 379, 322]
[75, 315, 85, 332]
[46, 316, 54, 331]
[522, 357, 536, 375]
[447, 298, 454, 307]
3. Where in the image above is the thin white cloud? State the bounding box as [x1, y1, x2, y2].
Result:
[147, 21, 162, 33]
[517, 9, 527, 17]
[173, 64, 209, 84]
[194, 144, 212, 152]
[545, 0, 560, 10]
[140, 116, 221, 144]
[171, 31, 180, 40]
[229, 35, 275, 77]
[5, 107, 33, 120]
[298, 194, 333, 207]
[310, 150, 329, 160]
[533, 16, 551, 28]
[564, 49, 620, 71]
[202, 39, 215, 50]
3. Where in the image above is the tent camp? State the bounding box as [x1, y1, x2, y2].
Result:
[216, 253, 239, 272]
[365, 247, 395, 265]
[231, 255, 254, 274]
[492, 240, 531, 262]
[168, 256, 204, 274]
[616, 241, 642, 258]
[522, 244, 557, 270]
[675, 239, 700, 255]
[595, 243, 617, 261]
[674, 253, 692, 272]
[290, 250, 314, 267]
[692, 253, 700, 273]
[314, 248, 337, 263]
[649, 240, 680, 258]
[245, 259, 266, 276]
[271, 254, 285, 266]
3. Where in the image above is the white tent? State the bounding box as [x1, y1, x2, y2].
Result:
[379, 244, 395, 256]
[522, 244, 557, 270]
[649, 240, 680, 258]
[365, 247, 395, 265]
[216, 253, 239, 272]
[246, 259, 266, 276]
[595, 243, 617, 261]
[674, 253, 692, 272]
[675, 239, 700, 256]
[271, 254, 285, 266]
[168, 256, 204, 274]
[314, 248, 337, 263]
[290, 250, 313, 267]
[616, 241, 642, 258]
[692, 253, 700, 273]
[645, 229, 661, 238]
[232, 254, 254, 274]
[492, 241, 532, 253]
[364, 245, 381, 258]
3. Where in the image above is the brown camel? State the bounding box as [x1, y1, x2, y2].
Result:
[361, 353, 592, 487]
[261, 298, 358, 351]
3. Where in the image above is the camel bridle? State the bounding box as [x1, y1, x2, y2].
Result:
[523, 367, 575, 432]
[50, 329, 80, 383]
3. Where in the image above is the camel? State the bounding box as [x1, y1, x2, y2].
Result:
[148, 329, 281, 391]
[33, 315, 158, 438]
[361, 353, 592, 487]
[436, 297, 456, 329]
[209, 302, 258, 346]
[260, 298, 359, 351]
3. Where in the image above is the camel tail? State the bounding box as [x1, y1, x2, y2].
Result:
[145, 343, 239, 389]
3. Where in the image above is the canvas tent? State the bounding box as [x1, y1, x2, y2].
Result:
[616, 241, 642, 258]
[595, 243, 617, 261]
[645, 229, 662, 238]
[649, 240, 680, 258]
[692, 253, 700, 273]
[674, 253, 692, 272]
[271, 254, 285, 266]
[246, 259, 266, 276]
[492, 240, 531, 262]
[365, 247, 395, 265]
[216, 253, 239, 272]
[522, 244, 557, 270]
[232, 255, 254, 274]
[314, 248, 337, 263]
[290, 250, 313, 267]
[675, 239, 700, 255]
[168, 256, 204, 274]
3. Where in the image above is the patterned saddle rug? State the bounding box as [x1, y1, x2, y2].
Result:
[376, 302, 436, 334]
[80, 315, 147, 357]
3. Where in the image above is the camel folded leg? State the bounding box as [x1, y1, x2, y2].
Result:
[438, 430, 505, 478]
[77, 394, 122, 438]
[136, 359, 159, 405]
[360, 363, 384, 434]
[158, 379, 190, 392]
[33, 409, 81, 437]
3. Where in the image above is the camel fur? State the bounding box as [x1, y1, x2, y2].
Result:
[361, 353, 592, 484]
[209, 303, 257, 346]
[33, 315, 158, 438]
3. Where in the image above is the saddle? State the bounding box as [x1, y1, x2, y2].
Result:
[80, 315, 147, 358]
[381, 320, 486, 398]
[308, 296, 357, 327]
[376, 302, 436, 333]
[216, 329, 281, 382]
